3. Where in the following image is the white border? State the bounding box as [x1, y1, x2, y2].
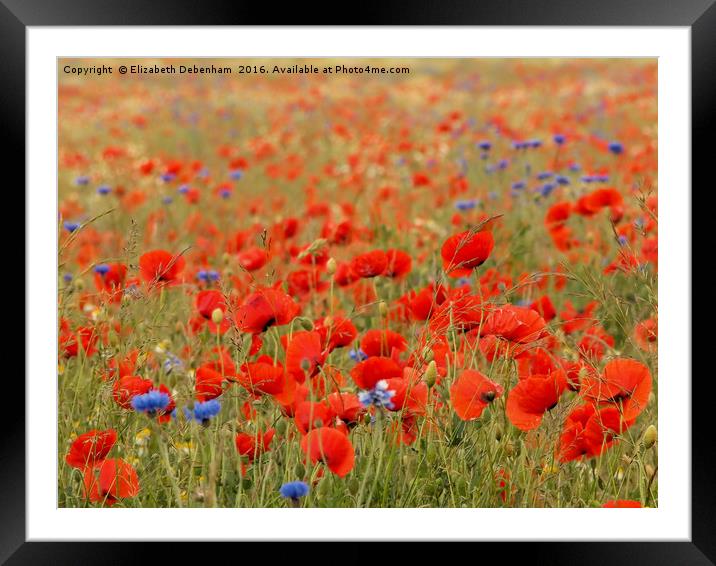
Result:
[27, 27, 691, 541]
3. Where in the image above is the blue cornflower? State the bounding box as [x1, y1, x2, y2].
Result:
[63, 273, 73, 283]
[229, 169, 244, 180]
[219, 189, 231, 199]
[184, 399, 221, 425]
[511, 181, 526, 191]
[196, 168, 210, 179]
[512, 140, 527, 150]
[555, 175, 570, 185]
[97, 185, 112, 195]
[358, 380, 396, 410]
[162, 196, 173, 205]
[163, 353, 184, 374]
[581, 175, 595, 183]
[94, 264, 110, 276]
[617, 235, 628, 246]
[197, 270, 208, 282]
[207, 270, 220, 281]
[539, 183, 556, 197]
[456, 277, 472, 287]
[497, 159, 509, 170]
[477, 140, 492, 151]
[608, 141, 624, 155]
[528, 139, 542, 149]
[178, 184, 190, 194]
[75, 175, 90, 186]
[131, 389, 171, 415]
[349, 348, 368, 363]
[161, 172, 176, 183]
[593, 175, 609, 183]
[554, 134, 566, 145]
[569, 163, 581, 172]
[279, 481, 310, 500]
[63, 221, 80, 233]
[455, 199, 477, 211]
[537, 171, 553, 181]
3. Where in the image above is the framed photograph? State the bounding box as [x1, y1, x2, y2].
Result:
[11, 0, 708, 562]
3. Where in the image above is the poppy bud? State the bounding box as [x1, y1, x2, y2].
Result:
[211, 308, 224, 325]
[643, 425, 657, 449]
[378, 301, 388, 318]
[424, 360, 438, 388]
[300, 358, 312, 373]
[645, 464, 656, 481]
[313, 418, 323, 428]
[348, 478, 360, 495]
[222, 252, 231, 265]
[326, 257, 337, 275]
[363, 413, 372, 426]
[294, 463, 306, 478]
[495, 426, 503, 441]
[73, 278, 85, 291]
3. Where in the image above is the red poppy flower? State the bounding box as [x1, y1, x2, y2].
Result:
[634, 318, 657, 352]
[350, 356, 402, 390]
[112, 375, 153, 409]
[580, 358, 652, 420]
[294, 401, 335, 434]
[195, 364, 225, 402]
[385, 377, 429, 416]
[578, 326, 615, 360]
[401, 284, 449, 321]
[66, 429, 117, 469]
[93, 263, 127, 300]
[450, 369, 504, 421]
[301, 427, 355, 477]
[506, 371, 568, 431]
[285, 331, 326, 382]
[327, 392, 365, 423]
[558, 404, 633, 463]
[350, 250, 388, 278]
[602, 500, 643, 508]
[333, 262, 359, 286]
[60, 325, 99, 358]
[235, 429, 275, 461]
[82, 458, 140, 505]
[360, 329, 407, 358]
[482, 305, 547, 344]
[195, 289, 226, 319]
[441, 229, 495, 277]
[138, 249, 185, 284]
[237, 246, 269, 272]
[315, 316, 358, 351]
[529, 295, 556, 322]
[236, 288, 300, 334]
[560, 301, 599, 334]
[383, 249, 412, 277]
[545, 201, 572, 230]
[236, 356, 285, 396]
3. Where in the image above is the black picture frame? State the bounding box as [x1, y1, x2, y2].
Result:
[9, 1, 708, 563]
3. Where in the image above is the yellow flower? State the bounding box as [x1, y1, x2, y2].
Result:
[135, 427, 152, 445]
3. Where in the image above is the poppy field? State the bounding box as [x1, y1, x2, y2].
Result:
[58, 58, 658, 509]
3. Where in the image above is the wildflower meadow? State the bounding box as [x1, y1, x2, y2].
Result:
[58, 58, 658, 509]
